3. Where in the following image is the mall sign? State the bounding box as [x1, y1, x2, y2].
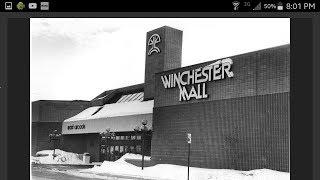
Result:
[160, 58, 234, 101]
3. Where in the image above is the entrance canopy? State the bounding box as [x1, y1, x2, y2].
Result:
[62, 100, 153, 135]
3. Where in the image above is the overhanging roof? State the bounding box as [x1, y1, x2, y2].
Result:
[62, 100, 153, 134]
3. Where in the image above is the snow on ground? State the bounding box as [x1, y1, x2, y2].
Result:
[31, 149, 84, 165]
[73, 153, 289, 180]
[116, 153, 151, 163]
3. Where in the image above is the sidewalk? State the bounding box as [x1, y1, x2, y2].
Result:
[66, 170, 171, 180]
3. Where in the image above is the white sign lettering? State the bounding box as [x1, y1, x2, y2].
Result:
[161, 58, 234, 101]
[67, 124, 86, 130]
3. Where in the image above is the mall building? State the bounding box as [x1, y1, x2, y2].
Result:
[58, 26, 289, 172]
[32, 100, 89, 155]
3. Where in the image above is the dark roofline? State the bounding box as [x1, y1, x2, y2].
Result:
[91, 83, 144, 101]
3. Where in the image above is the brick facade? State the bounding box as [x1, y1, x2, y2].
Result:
[31, 100, 89, 155]
[151, 45, 290, 172]
[61, 133, 100, 162]
[154, 45, 290, 107]
[32, 122, 62, 155]
[152, 92, 289, 171]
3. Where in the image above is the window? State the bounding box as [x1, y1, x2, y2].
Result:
[116, 92, 145, 103]
[119, 146, 124, 153]
[130, 146, 135, 152]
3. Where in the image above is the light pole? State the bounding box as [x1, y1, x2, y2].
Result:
[134, 120, 149, 170]
[49, 129, 61, 159]
[141, 120, 148, 170]
[100, 128, 115, 161]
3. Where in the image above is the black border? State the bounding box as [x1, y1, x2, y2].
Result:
[0, 16, 8, 180]
[7, 18, 30, 180]
[290, 18, 313, 180]
[312, 16, 320, 180]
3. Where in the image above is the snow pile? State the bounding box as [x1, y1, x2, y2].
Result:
[141, 165, 289, 180]
[115, 153, 151, 163]
[78, 153, 289, 180]
[31, 149, 84, 165]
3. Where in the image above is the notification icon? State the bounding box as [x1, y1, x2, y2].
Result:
[28, 3, 37, 9]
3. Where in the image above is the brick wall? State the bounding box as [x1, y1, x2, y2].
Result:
[151, 45, 290, 172]
[32, 101, 89, 155]
[32, 122, 62, 155]
[61, 133, 100, 162]
[33, 101, 89, 122]
[154, 45, 290, 107]
[151, 92, 289, 172]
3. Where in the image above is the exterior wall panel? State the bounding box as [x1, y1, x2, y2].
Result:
[38, 102, 88, 122]
[151, 45, 290, 172]
[32, 122, 62, 155]
[154, 45, 290, 107]
[62, 133, 100, 162]
[257, 48, 290, 94]
[32, 101, 89, 155]
[151, 93, 289, 171]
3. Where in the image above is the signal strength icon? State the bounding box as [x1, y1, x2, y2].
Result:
[253, 2, 261, 11]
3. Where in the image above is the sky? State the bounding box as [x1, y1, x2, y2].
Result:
[30, 18, 290, 102]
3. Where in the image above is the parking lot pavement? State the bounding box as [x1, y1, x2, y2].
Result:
[31, 164, 156, 180]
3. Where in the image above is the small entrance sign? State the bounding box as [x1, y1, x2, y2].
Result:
[187, 133, 192, 144]
[186, 133, 191, 180]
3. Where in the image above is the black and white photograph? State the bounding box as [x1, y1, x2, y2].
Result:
[30, 18, 290, 180]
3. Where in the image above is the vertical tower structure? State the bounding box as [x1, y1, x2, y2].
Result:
[144, 26, 183, 100]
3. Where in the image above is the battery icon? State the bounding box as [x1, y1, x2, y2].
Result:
[277, 2, 283, 10]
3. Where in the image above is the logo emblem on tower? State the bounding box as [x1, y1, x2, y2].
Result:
[148, 34, 161, 55]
